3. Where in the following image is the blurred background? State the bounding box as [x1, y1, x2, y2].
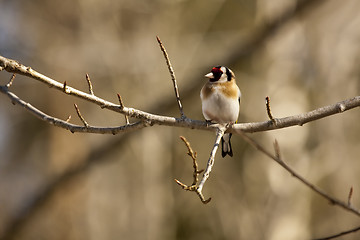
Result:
[1, 0, 360, 239]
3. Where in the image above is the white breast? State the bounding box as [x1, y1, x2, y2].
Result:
[201, 86, 240, 123]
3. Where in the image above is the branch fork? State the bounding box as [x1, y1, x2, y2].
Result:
[176, 125, 227, 204]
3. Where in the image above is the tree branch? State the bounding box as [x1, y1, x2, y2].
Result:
[175, 126, 226, 204]
[196, 125, 226, 203]
[236, 130, 360, 217]
[0, 85, 146, 134]
[156, 36, 186, 119]
[1, 55, 359, 136]
[313, 225, 360, 240]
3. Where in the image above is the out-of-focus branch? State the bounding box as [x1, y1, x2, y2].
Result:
[237, 131, 360, 217]
[313, 225, 360, 240]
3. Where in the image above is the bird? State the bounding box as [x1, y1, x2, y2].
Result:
[200, 66, 241, 157]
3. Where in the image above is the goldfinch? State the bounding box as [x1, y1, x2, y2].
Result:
[200, 66, 241, 157]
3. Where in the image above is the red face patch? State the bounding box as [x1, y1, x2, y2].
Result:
[211, 67, 223, 81]
[212, 67, 222, 75]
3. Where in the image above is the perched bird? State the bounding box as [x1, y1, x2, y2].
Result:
[200, 66, 241, 157]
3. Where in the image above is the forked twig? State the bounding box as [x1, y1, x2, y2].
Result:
[175, 126, 226, 204]
[156, 36, 186, 119]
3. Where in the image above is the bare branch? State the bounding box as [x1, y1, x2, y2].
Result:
[273, 139, 281, 161]
[313, 225, 360, 240]
[1, 55, 359, 135]
[65, 115, 72, 123]
[6, 73, 16, 88]
[196, 125, 226, 204]
[265, 96, 276, 124]
[175, 127, 225, 204]
[175, 136, 203, 191]
[348, 186, 354, 207]
[236, 130, 360, 217]
[231, 96, 360, 133]
[117, 93, 129, 124]
[74, 104, 89, 128]
[177, 136, 203, 186]
[156, 36, 186, 119]
[85, 73, 94, 95]
[0, 85, 146, 134]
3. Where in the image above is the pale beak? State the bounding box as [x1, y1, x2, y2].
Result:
[205, 72, 214, 78]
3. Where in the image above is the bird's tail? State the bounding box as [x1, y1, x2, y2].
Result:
[221, 133, 233, 157]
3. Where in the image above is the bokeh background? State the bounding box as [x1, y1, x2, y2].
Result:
[1, 0, 360, 239]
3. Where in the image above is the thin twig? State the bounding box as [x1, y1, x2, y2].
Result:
[348, 186, 353, 206]
[117, 93, 129, 124]
[156, 36, 186, 119]
[85, 73, 94, 95]
[6, 73, 16, 88]
[313, 225, 360, 240]
[236, 130, 360, 217]
[180, 136, 202, 185]
[265, 96, 276, 124]
[74, 104, 89, 127]
[65, 115, 72, 123]
[273, 139, 281, 161]
[175, 136, 203, 191]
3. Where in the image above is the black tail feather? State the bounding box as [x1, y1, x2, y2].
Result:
[221, 133, 233, 158]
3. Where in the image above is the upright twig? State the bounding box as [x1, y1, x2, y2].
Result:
[85, 73, 94, 95]
[65, 115, 72, 123]
[117, 93, 129, 124]
[156, 36, 186, 119]
[265, 96, 276, 124]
